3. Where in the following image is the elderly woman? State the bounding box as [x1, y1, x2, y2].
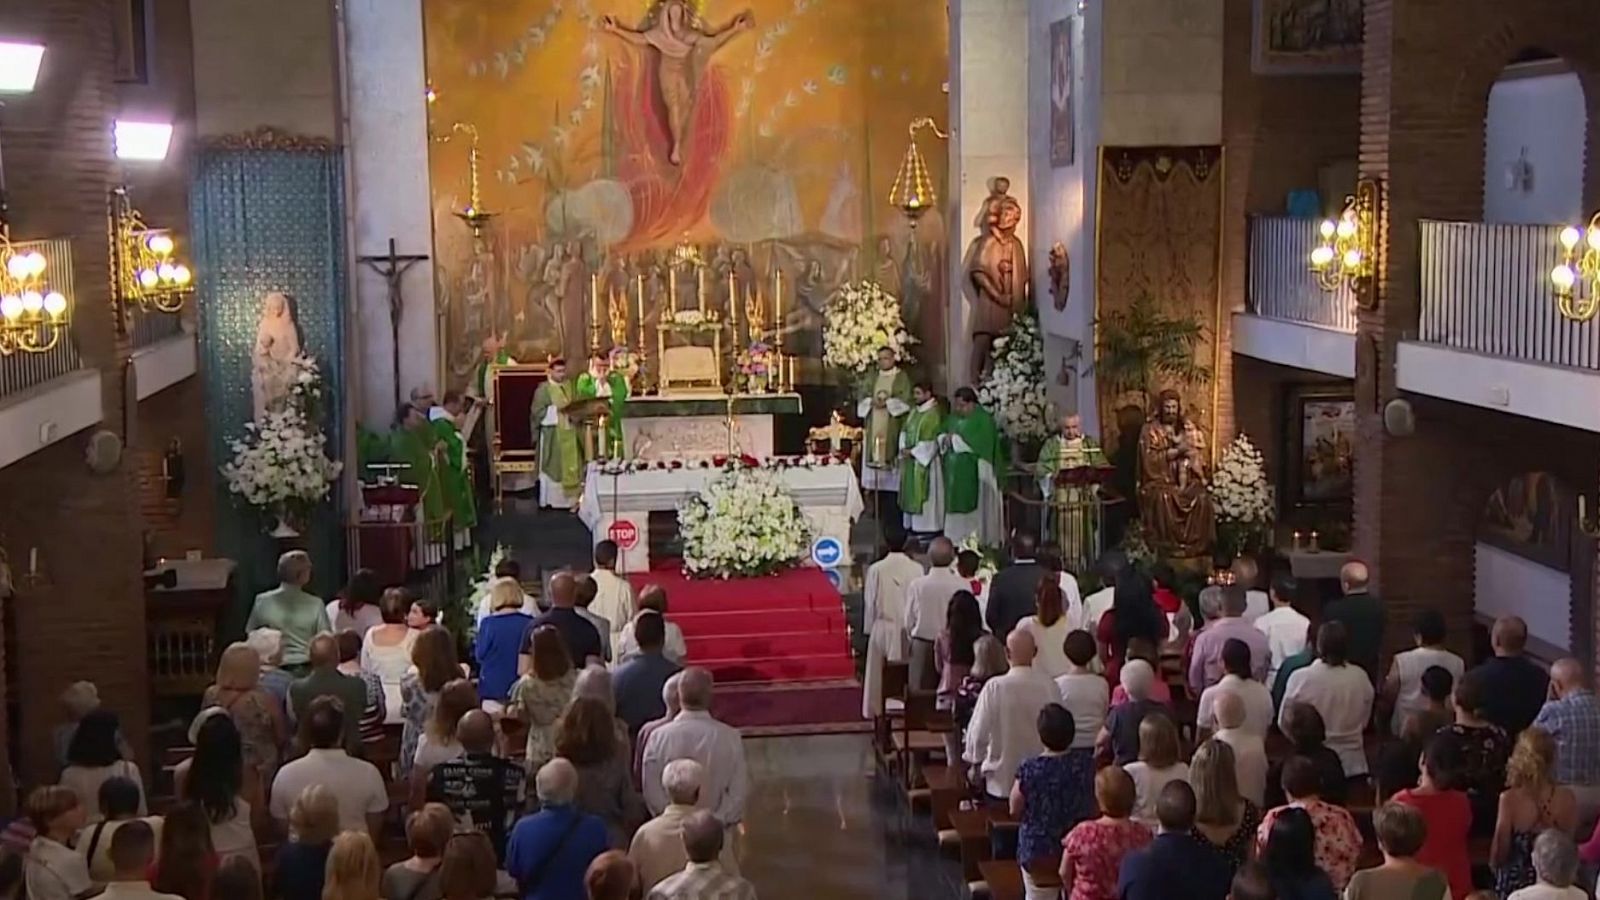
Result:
[1096, 659, 1166, 766]
[475, 579, 535, 711]
[1343, 802, 1449, 900]
[574, 665, 631, 749]
[1509, 829, 1587, 900]
[556, 696, 646, 848]
[202, 642, 286, 790]
[245, 627, 294, 717]
[634, 673, 681, 787]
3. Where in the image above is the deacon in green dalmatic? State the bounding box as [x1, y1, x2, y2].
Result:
[856, 347, 912, 495]
[898, 381, 945, 535]
[530, 357, 583, 510]
[574, 351, 630, 459]
[428, 390, 477, 531]
[942, 386, 1008, 545]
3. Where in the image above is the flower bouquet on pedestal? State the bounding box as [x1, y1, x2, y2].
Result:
[222, 355, 342, 538]
[1210, 433, 1274, 561]
[979, 309, 1054, 453]
[736, 341, 775, 393]
[822, 280, 917, 375]
[678, 467, 813, 579]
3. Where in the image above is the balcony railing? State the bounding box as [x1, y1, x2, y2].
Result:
[130, 306, 185, 349]
[1247, 215, 1357, 333]
[1418, 220, 1600, 371]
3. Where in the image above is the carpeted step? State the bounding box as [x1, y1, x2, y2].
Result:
[672, 608, 846, 638]
[685, 630, 850, 661]
[703, 652, 858, 684]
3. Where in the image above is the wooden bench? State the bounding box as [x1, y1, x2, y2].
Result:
[949, 808, 992, 883]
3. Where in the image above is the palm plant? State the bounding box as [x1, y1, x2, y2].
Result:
[1094, 293, 1211, 409]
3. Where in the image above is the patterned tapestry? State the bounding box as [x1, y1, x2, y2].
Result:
[1094, 147, 1224, 455]
[191, 147, 348, 617]
[423, 0, 949, 386]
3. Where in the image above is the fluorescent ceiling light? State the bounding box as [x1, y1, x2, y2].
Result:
[115, 120, 173, 161]
[0, 42, 44, 93]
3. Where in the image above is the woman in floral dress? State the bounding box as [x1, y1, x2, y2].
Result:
[1254, 756, 1363, 893]
[1060, 767, 1151, 900]
[509, 625, 577, 775]
[399, 626, 460, 776]
[201, 642, 285, 798]
[1011, 704, 1095, 900]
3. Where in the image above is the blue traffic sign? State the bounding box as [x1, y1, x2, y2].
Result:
[811, 536, 844, 568]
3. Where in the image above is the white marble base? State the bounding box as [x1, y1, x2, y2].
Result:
[624, 414, 775, 461]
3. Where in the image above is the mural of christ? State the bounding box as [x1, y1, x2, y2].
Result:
[600, 0, 755, 165]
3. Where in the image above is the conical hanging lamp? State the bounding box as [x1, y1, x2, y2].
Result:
[889, 116, 947, 227]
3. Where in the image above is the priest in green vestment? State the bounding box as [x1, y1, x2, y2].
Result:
[1037, 413, 1106, 570]
[392, 404, 449, 537]
[531, 358, 582, 510]
[856, 347, 913, 495]
[898, 382, 945, 535]
[574, 352, 630, 459]
[429, 390, 478, 531]
[942, 386, 1007, 546]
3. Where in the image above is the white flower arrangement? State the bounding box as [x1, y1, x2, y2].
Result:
[822, 279, 917, 374]
[459, 544, 510, 639]
[1211, 433, 1274, 558]
[978, 310, 1054, 442]
[222, 354, 342, 529]
[678, 467, 814, 579]
[955, 533, 1001, 588]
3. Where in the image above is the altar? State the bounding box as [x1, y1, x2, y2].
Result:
[578, 462, 864, 574]
[623, 394, 802, 460]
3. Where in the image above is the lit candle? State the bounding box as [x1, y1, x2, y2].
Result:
[698, 267, 706, 316]
[635, 273, 645, 342]
[1309, 530, 1320, 551]
[28, 547, 37, 575]
[590, 273, 600, 349]
[728, 271, 739, 344]
[670, 268, 678, 312]
[1292, 530, 1301, 551]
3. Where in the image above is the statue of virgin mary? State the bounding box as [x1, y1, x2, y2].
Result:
[252, 291, 301, 420]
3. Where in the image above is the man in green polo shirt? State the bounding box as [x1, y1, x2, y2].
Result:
[245, 550, 331, 674]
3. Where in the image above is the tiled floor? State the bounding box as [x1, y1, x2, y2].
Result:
[738, 734, 964, 900]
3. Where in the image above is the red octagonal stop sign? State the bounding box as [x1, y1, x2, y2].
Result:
[606, 519, 639, 551]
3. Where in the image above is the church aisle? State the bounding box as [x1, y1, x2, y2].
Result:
[739, 735, 964, 900]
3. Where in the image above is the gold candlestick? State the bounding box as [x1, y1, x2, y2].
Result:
[697, 267, 707, 317]
[589, 272, 601, 355]
[728, 271, 739, 346]
[772, 268, 785, 361]
[669, 268, 678, 313]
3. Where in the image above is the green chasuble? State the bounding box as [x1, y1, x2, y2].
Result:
[899, 401, 944, 514]
[531, 378, 583, 493]
[944, 406, 1007, 515]
[392, 423, 448, 534]
[856, 368, 913, 468]
[430, 415, 477, 529]
[1038, 434, 1106, 474]
[574, 369, 630, 459]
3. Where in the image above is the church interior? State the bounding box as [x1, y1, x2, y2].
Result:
[1, 0, 1599, 897]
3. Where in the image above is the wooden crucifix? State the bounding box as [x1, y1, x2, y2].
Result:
[358, 238, 430, 412]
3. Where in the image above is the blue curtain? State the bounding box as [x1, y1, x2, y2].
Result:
[191, 149, 348, 625]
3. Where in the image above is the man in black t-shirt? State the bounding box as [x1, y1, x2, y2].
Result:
[1467, 615, 1550, 737]
[521, 570, 604, 668]
[428, 710, 526, 861]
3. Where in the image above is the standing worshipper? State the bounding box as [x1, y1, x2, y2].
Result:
[288, 634, 370, 755]
[61, 711, 146, 819]
[429, 390, 478, 532]
[531, 358, 583, 510]
[862, 524, 924, 720]
[643, 811, 756, 900]
[1343, 803, 1450, 900]
[1391, 735, 1472, 900]
[639, 670, 747, 831]
[1382, 609, 1464, 737]
[857, 346, 913, 507]
[613, 614, 683, 738]
[1010, 704, 1095, 900]
[99, 821, 181, 900]
[1196, 639, 1275, 738]
[401, 626, 464, 777]
[1470, 615, 1552, 739]
[1055, 631, 1109, 752]
[1117, 782, 1233, 900]
[428, 711, 526, 863]
[23, 786, 90, 900]
[1533, 658, 1600, 831]
[986, 532, 1047, 639]
[630, 761, 735, 893]
[588, 541, 636, 649]
[475, 580, 536, 711]
[1212, 692, 1268, 807]
[573, 578, 615, 664]
[942, 387, 1007, 546]
[1493, 729, 1578, 897]
[1512, 830, 1588, 900]
[269, 698, 388, 836]
[904, 537, 967, 690]
[244, 551, 329, 672]
[526, 572, 604, 668]
[964, 630, 1064, 804]
[327, 569, 384, 637]
[899, 381, 946, 536]
[1253, 572, 1309, 687]
[511, 626, 578, 775]
[574, 352, 629, 459]
[1059, 766, 1151, 900]
[1278, 623, 1374, 781]
[1322, 560, 1385, 681]
[1230, 557, 1270, 623]
[1187, 585, 1271, 693]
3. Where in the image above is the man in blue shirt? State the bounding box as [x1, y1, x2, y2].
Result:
[505, 758, 608, 900]
[1116, 781, 1231, 900]
[523, 571, 604, 669]
[613, 612, 683, 738]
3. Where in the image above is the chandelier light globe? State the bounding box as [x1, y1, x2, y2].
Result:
[20, 291, 41, 314]
[1, 295, 22, 320]
[5, 256, 27, 280]
[1310, 245, 1335, 268]
[1561, 227, 1583, 251]
[138, 268, 159, 289]
[1553, 264, 1578, 290]
[147, 233, 174, 256]
[1586, 228, 1600, 253]
[157, 262, 176, 282]
[1336, 216, 1357, 239]
[173, 265, 192, 286]
[1319, 219, 1337, 239]
[26, 252, 45, 277]
[1342, 249, 1363, 269]
[42, 291, 65, 317]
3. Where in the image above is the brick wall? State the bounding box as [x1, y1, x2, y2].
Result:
[1354, 0, 1600, 666]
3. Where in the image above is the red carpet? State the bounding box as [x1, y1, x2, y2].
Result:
[628, 565, 856, 686]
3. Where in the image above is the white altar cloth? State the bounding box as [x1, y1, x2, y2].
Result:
[578, 463, 865, 574]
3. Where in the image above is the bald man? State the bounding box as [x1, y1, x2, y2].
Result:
[287, 633, 369, 753]
[428, 710, 526, 861]
[1323, 560, 1385, 682]
[524, 569, 604, 667]
[1534, 657, 1600, 826]
[904, 536, 967, 689]
[1467, 615, 1549, 737]
[964, 629, 1064, 802]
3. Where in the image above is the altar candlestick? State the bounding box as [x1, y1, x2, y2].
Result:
[698, 267, 706, 316]
[728, 271, 739, 344]
[669, 268, 678, 313]
[589, 273, 601, 354]
[772, 268, 785, 361]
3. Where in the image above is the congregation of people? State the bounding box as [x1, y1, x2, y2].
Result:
[862, 523, 1600, 900]
[8, 543, 760, 900]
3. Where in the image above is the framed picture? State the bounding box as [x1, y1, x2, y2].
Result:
[112, 0, 150, 84]
[1252, 0, 1362, 75]
[1049, 17, 1075, 168]
[1481, 471, 1574, 571]
[1286, 388, 1355, 505]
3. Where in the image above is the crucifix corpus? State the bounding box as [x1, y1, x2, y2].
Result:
[358, 237, 430, 411]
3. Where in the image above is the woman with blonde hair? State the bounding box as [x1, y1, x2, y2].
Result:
[1123, 712, 1189, 825]
[509, 625, 577, 773]
[322, 831, 381, 900]
[22, 786, 89, 900]
[400, 625, 462, 776]
[473, 579, 534, 712]
[202, 642, 285, 794]
[1493, 727, 1577, 897]
[275, 785, 341, 900]
[1189, 738, 1260, 873]
[439, 830, 499, 900]
[416, 679, 478, 771]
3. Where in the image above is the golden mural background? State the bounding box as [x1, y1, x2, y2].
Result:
[423, 0, 950, 387]
[1094, 147, 1224, 454]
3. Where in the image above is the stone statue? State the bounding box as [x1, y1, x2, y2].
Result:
[251, 291, 301, 420]
[965, 176, 1030, 382]
[1136, 389, 1215, 559]
[1048, 241, 1070, 311]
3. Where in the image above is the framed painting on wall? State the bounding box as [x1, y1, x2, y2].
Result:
[1252, 0, 1362, 75]
[1287, 388, 1355, 505]
[1481, 471, 1574, 571]
[1049, 17, 1075, 168]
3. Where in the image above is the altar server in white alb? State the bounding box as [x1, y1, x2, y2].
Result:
[899, 381, 946, 536]
[861, 523, 924, 719]
[857, 347, 912, 497]
[941, 387, 1006, 546]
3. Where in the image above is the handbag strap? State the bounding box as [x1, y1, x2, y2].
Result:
[523, 811, 584, 893]
[84, 821, 111, 869]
